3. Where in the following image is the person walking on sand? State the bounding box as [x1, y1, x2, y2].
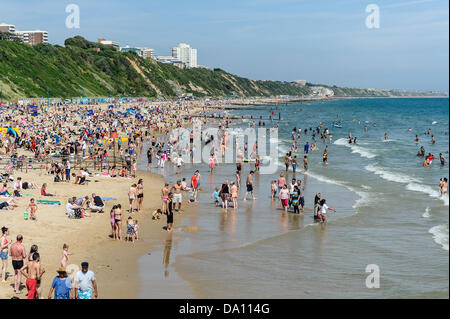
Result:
[128, 183, 137, 214]
[165, 193, 174, 232]
[48, 267, 73, 299]
[244, 171, 256, 201]
[74, 262, 98, 299]
[10, 234, 27, 294]
[136, 179, 144, 213]
[1, 227, 10, 283]
[20, 252, 45, 299]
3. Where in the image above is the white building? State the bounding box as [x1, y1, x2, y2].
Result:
[98, 38, 120, 51]
[16, 30, 48, 45]
[0, 23, 16, 33]
[171, 43, 197, 68]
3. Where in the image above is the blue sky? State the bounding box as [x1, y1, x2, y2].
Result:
[0, 0, 448, 91]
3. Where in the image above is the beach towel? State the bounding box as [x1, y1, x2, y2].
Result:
[37, 200, 61, 205]
[101, 197, 118, 201]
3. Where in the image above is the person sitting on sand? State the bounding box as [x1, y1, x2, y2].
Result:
[0, 183, 9, 196]
[0, 198, 19, 210]
[41, 183, 54, 196]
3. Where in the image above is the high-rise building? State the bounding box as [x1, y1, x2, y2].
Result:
[0, 23, 16, 33]
[16, 30, 48, 45]
[171, 43, 197, 68]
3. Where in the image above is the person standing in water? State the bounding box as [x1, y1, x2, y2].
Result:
[244, 171, 256, 201]
[303, 156, 309, 173]
[318, 199, 336, 225]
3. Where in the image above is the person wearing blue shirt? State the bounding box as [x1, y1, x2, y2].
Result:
[48, 267, 73, 299]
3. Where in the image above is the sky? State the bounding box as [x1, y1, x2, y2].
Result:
[0, 0, 448, 92]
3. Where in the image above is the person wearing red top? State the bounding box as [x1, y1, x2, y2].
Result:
[190, 171, 199, 203]
[41, 183, 54, 196]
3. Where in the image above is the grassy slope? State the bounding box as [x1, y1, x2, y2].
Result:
[0, 37, 446, 101]
[0, 38, 310, 100]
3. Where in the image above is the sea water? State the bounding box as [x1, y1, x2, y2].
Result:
[139, 98, 449, 299]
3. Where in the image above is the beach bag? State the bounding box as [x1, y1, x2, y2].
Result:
[54, 175, 61, 183]
[24, 211, 29, 220]
[13, 190, 21, 197]
[74, 209, 82, 219]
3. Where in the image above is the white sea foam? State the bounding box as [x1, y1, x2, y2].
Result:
[432, 121, 438, 125]
[365, 164, 420, 184]
[361, 185, 372, 190]
[429, 224, 449, 251]
[304, 171, 345, 187]
[406, 183, 449, 206]
[422, 207, 431, 218]
[334, 138, 376, 159]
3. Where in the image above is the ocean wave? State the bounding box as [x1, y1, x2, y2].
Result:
[304, 171, 346, 187]
[406, 183, 449, 206]
[334, 138, 376, 159]
[365, 164, 420, 184]
[432, 121, 438, 125]
[422, 206, 431, 218]
[429, 224, 449, 251]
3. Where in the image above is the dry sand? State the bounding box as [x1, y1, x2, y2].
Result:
[0, 167, 198, 299]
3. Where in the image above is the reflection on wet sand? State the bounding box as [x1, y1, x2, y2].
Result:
[163, 233, 173, 278]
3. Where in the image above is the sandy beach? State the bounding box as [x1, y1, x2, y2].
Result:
[0, 156, 201, 299]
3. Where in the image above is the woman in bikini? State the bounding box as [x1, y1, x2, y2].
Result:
[1, 227, 9, 282]
[161, 183, 170, 214]
[114, 204, 123, 241]
[128, 184, 137, 214]
[136, 179, 144, 213]
[110, 205, 117, 240]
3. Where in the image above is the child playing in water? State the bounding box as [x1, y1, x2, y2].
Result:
[271, 181, 277, 199]
[211, 187, 220, 206]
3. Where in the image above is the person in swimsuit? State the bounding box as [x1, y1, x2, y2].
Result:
[128, 183, 137, 214]
[126, 217, 135, 242]
[27, 198, 38, 221]
[219, 180, 230, 209]
[60, 244, 71, 267]
[114, 204, 123, 241]
[161, 183, 170, 213]
[110, 205, 117, 239]
[244, 171, 256, 201]
[303, 156, 309, 172]
[314, 193, 322, 221]
[322, 146, 328, 165]
[230, 181, 238, 209]
[1, 227, 9, 283]
[318, 199, 336, 225]
[20, 252, 45, 299]
[136, 179, 144, 213]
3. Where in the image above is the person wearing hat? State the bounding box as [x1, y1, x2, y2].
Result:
[48, 267, 73, 299]
[74, 262, 97, 299]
